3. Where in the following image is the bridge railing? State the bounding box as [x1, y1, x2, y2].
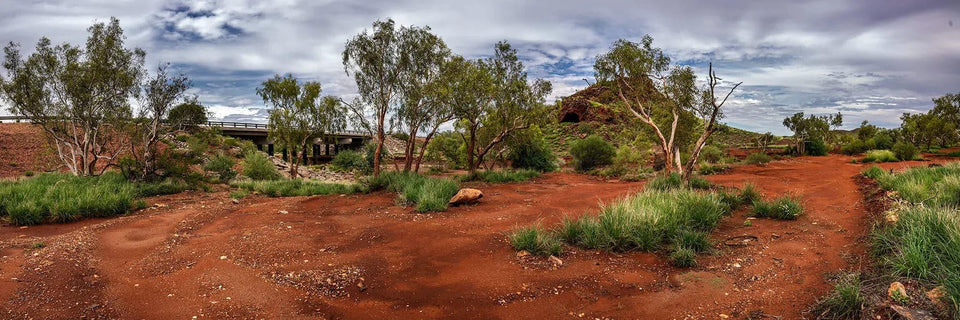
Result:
[1, 116, 369, 137]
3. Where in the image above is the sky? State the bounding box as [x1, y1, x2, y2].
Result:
[1, 0, 958, 135]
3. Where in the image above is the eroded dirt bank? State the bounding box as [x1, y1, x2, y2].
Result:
[0, 155, 910, 319]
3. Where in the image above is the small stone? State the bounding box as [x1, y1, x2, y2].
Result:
[516, 250, 531, 258]
[719, 314, 729, 319]
[927, 286, 946, 306]
[548, 255, 563, 266]
[732, 263, 741, 268]
[231, 198, 240, 204]
[357, 282, 366, 292]
[279, 210, 288, 214]
[220, 255, 227, 260]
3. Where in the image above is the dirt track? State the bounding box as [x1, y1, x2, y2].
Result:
[0, 155, 928, 319]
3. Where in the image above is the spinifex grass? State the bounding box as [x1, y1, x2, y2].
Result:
[508, 225, 562, 256]
[368, 171, 460, 212]
[458, 169, 540, 183]
[231, 179, 365, 197]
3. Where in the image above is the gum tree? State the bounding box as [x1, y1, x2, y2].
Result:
[591, 36, 740, 181]
[129, 64, 192, 180]
[257, 74, 345, 177]
[0, 17, 144, 176]
[782, 112, 842, 155]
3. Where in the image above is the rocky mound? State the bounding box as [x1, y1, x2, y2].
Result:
[557, 77, 661, 124]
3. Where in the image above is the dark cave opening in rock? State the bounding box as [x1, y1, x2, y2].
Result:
[560, 113, 580, 123]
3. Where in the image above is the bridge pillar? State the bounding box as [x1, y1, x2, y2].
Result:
[334, 144, 339, 155]
[268, 144, 274, 156]
[301, 148, 308, 165]
[325, 144, 330, 156]
[281, 148, 287, 161]
[257, 144, 262, 151]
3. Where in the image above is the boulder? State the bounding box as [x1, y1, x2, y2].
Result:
[888, 281, 908, 302]
[448, 188, 483, 206]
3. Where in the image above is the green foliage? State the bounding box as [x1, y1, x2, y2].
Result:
[367, 172, 460, 212]
[241, 152, 281, 181]
[508, 225, 562, 256]
[744, 152, 772, 165]
[698, 145, 724, 163]
[167, 102, 208, 131]
[670, 247, 698, 267]
[813, 273, 864, 319]
[862, 150, 898, 163]
[0, 172, 185, 225]
[331, 150, 369, 173]
[805, 139, 828, 156]
[869, 162, 960, 207]
[570, 135, 615, 171]
[892, 141, 918, 161]
[738, 183, 762, 204]
[674, 230, 713, 253]
[698, 163, 730, 175]
[425, 131, 465, 169]
[203, 153, 237, 182]
[646, 173, 712, 191]
[751, 195, 804, 220]
[229, 189, 249, 199]
[460, 169, 540, 183]
[364, 143, 388, 170]
[841, 139, 871, 155]
[862, 166, 887, 179]
[558, 189, 728, 253]
[508, 136, 557, 172]
[231, 179, 364, 197]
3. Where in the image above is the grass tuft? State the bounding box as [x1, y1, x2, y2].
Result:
[508, 225, 562, 257]
[231, 179, 365, 197]
[751, 195, 804, 220]
[367, 172, 460, 212]
[458, 169, 540, 183]
[813, 273, 864, 319]
[862, 149, 898, 163]
[670, 247, 698, 267]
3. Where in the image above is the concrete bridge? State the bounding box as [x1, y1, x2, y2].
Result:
[0, 116, 372, 164]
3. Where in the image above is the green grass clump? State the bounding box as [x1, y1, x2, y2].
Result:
[861, 165, 887, 179]
[203, 153, 237, 182]
[869, 162, 960, 206]
[559, 189, 728, 252]
[231, 179, 364, 197]
[368, 172, 460, 212]
[508, 225, 562, 256]
[459, 169, 540, 183]
[0, 172, 181, 225]
[646, 173, 712, 191]
[698, 163, 730, 175]
[738, 183, 762, 204]
[229, 189, 249, 199]
[751, 195, 804, 220]
[813, 273, 864, 319]
[862, 149, 898, 163]
[670, 246, 698, 267]
[744, 152, 772, 165]
[946, 151, 960, 157]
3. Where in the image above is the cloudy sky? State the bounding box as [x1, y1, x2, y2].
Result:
[1, 0, 958, 135]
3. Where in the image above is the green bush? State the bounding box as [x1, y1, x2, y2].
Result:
[805, 139, 828, 156]
[841, 139, 871, 155]
[242, 152, 281, 181]
[873, 133, 894, 150]
[508, 138, 557, 172]
[570, 135, 615, 171]
[670, 246, 698, 267]
[203, 153, 237, 182]
[331, 150, 368, 173]
[892, 141, 918, 161]
[365, 143, 388, 170]
[738, 183, 762, 204]
[231, 179, 364, 197]
[0, 172, 183, 225]
[744, 152, 772, 165]
[869, 163, 960, 207]
[861, 165, 887, 179]
[698, 163, 730, 175]
[699, 145, 724, 163]
[646, 173, 711, 191]
[751, 195, 804, 220]
[509, 225, 562, 256]
[862, 150, 898, 163]
[367, 172, 460, 212]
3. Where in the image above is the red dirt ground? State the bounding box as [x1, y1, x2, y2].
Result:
[4, 154, 946, 319]
[0, 123, 60, 178]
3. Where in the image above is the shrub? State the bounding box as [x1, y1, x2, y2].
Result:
[867, 163, 960, 206]
[461, 169, 540, 183]
[231, 179, 364, 197]
[167, 102, 208, 131]
[136, 178, 190, 197]
[744, 152, 772, 165]
[242, 152, 281, 181]
[367, 172, 460, 212]
[698, 163, 730, 175]
[873, 133, 894, 150]
[364, 143, 388, 170]
[861, 166, 887, 179]
[841, 139, 870, 155]
[569, 135, 615, 171]
[508, 138, 557, 172]
[508, 225, 562, 256]
[687, 176, 712, 190]
[699, 145, 724, 164]
[646, 173, 711, 191]
[203, 153, 237, 182]
[892, 141, 918, 161]
[862, 150, 898, 163]
[805, 139, 828, 156]
[813, 273, 864, 319]
[674, 230, 712, 253]
[751, 195, 804, 220]
[229, 190, 249, 199]
[716, 190, 743, 211]
[331, 150, 368, 173]
[670, 247, 698, 267]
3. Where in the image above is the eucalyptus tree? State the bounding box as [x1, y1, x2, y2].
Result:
[167, 101, 208, 132]
[591, 36, 740, 181]
[782, 112, 842, 155]
[257, 74, 345, 177]
[450, 42, 552, 172]
[0, 17, 145, 176]
[342, 19, 405, 177]
[393, 25, 452, 172]
[129, 64, 192, 180]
